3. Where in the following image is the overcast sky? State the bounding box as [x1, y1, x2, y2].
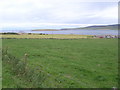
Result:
[0, 0, 118, 29]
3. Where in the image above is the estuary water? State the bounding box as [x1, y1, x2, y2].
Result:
[1, 29, 118, 35]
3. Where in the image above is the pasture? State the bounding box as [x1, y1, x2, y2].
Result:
[1, 34, 93, 39]
[2, 38, 118, 88]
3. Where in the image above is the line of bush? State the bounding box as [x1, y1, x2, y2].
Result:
[0, 32, 19, 35]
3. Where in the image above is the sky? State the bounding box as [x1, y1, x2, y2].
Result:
[0, 0, 119, 30]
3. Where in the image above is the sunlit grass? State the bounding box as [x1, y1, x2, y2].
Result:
[1, 34, 93, 39]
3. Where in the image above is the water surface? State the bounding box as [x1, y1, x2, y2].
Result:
[1, 29, 118, 35]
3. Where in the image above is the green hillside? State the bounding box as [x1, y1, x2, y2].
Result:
[61, 24, 119, 30]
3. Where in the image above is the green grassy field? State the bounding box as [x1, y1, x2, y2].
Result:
[2, 39, 118, 88]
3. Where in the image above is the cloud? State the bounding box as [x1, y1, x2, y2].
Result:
[89, 6, 118, 19]
[1, 22, 110, 30]
[0, 0, 118, 29]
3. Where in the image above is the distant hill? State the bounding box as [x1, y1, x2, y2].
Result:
[32, 29, 59, 31]
[61, 24, 119, 30]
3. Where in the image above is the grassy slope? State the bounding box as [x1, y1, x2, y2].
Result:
[2, 39, 118, 88]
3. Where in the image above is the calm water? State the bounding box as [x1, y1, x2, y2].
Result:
[1, 29, 118, 35]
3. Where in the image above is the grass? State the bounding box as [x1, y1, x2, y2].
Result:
[1, 34, 93, 39]
[2, 38, 118, 88]
[0, 39, 2, 89]
[2, 47, 47, 88]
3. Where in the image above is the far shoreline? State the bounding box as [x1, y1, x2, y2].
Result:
[32, 29, 60, 31]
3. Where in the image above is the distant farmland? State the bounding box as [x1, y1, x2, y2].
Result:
[1, 34, 93, 39]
